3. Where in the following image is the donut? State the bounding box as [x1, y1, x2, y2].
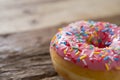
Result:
[50, 20, 120, 80]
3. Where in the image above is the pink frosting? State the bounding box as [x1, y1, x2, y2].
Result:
[50, 21, 120, 71]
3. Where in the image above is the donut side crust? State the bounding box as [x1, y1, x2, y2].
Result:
[50, 48, 120, 80]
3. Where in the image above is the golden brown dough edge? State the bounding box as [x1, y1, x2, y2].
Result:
[50, 48, 120, 80]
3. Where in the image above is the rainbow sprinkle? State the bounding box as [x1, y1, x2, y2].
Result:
[105, 63, 110, 71]
[80, 54, 87, 60]
[51, 20, 120, 71]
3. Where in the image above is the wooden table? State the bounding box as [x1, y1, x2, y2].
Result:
[0, 0, 120, 80]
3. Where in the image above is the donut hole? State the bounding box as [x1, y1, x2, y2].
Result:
[86, 31, 112, 48]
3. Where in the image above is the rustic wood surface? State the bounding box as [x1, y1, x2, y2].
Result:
[0, 0, 120, 34]
[0, 15, 120, 80]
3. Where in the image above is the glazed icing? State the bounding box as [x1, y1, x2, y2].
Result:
[50, 20, 120, 71]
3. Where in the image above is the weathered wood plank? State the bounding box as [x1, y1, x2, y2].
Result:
[0, 26, 60, 80]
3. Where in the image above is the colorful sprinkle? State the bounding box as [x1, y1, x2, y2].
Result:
[102, 28, 109, 32]
[114, 58, 119, 61]
[58, 28, 62, 32]
[64, 57, 71, 61]
[82, 59, 87, 66]
[105, 63, 110, 71]
[66, 32, 72, 35]
[80, 54, 87, 60]
[94, 52, 100, 54]
[52, 35, 56, 42]
[104, 56, 109, 61]
[105, 42, 112, 46]
[75, 51, 80, 56]
[89, 45, 94, 50]
[77, 58, 80, 62]
[64, 48, 68, 54]
[69, 48, 73, 52]
[89, 50, 94, 57]
[81, 26, 85, 32]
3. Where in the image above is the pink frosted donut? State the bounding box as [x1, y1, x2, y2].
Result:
[50, 20, 120, 80]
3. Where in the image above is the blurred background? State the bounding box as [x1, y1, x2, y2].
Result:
[0, 0, 120, 34]
[0, 0, 120, 80]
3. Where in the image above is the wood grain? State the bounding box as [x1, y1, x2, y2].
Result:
[0, 0, 120, 34]
[0, 26, 60, 80]
[0, 15, 120, 80]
